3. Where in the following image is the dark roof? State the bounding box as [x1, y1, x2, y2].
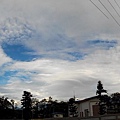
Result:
[75, 96, 99, 104]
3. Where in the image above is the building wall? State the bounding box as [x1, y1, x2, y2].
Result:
[78, 101, 89, 117]
[77, 98, 99, 118]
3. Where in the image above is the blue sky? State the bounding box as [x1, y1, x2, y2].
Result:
[0, 0, 120, 104]
[2, 44, 38, 61]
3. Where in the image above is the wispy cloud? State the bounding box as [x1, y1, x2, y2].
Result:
[0, 0, 120, 103]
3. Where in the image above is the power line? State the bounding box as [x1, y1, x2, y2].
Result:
[89, 0, 109, 19]
[98, 0, 120, 27]
[114, 0, 120, 9]
[108, 0, 120, 17]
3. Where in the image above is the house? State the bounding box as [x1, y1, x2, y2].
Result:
[76, 96, 99, 118]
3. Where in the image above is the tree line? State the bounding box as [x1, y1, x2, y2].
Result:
[21, 91, 78, 120]
[97, 81, 120, 115]
[0, 81, 120, 119]
[0, 91, 77, 119]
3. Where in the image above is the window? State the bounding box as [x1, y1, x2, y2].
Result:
[84, 109, 89, 117]
[80, 112, 83, 117]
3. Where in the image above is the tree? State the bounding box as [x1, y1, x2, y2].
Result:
[96, 81, 107, 96]
[68, 98, 78, 117]
[110, 92, 120, 113]
[96, 81, 107, 115]
[39, 97, 53, 118]
[58, 101, 68, 117]
[38, 97, 68, 118]
[0, 96, 14, 119]
[31, 98, 39, 119]
[0, 97, 14, 110]
[21, 91, 32, 120]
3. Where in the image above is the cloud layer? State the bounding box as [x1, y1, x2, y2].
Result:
[0, 0, 120, 104]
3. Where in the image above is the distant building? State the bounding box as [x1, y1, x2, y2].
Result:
[76, 96, 99, 118]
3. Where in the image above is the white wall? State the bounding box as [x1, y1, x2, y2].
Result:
[77, 98, 99, 117]
[79, 101, 90, 117]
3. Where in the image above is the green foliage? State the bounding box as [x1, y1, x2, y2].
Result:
[68, 98, 78, 117]
[21, 91, 32, 120]
[0, 96, 14, 119]
[96, 81, 107, 115]
[107, 92, 120, 114]
[96, 81, 107, 96]
[38, 97, 68, 118]
[96, 81, 120, 115]
[21, 91, 32, 109]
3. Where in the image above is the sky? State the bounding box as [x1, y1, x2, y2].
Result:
[0, 0, 120, 104]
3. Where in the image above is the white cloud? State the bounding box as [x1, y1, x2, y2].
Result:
[0, 47, 11, 66]
[1, 45, 120, 101]
[0, 17, 34, 44]
[0, 0, 120, 102]
[0, 0, 120, 42]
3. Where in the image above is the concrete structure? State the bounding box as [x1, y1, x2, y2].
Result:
[76, 96, 99, 118]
